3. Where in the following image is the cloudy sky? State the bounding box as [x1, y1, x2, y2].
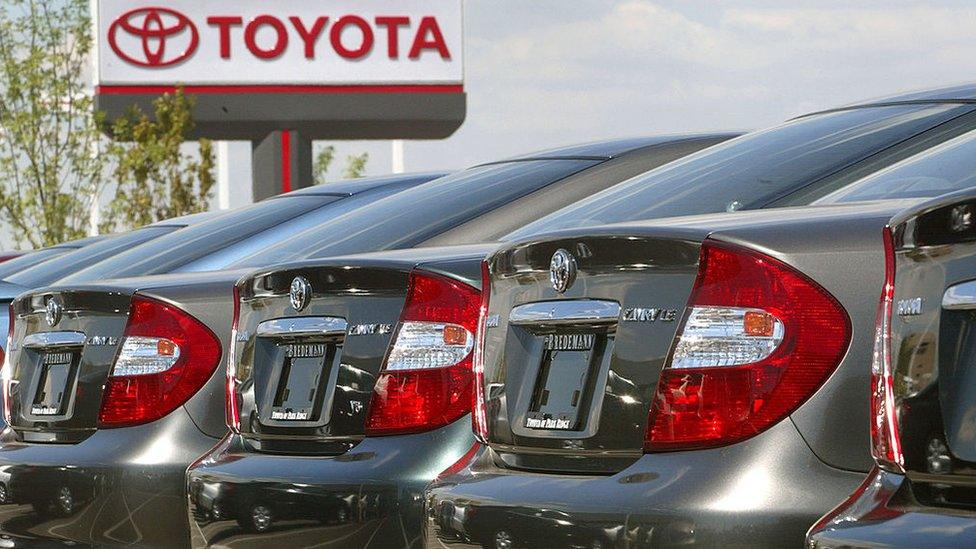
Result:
[321, 0, 976, 177]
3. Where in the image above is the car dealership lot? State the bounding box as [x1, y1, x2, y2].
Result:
[3, 1, 976, 544]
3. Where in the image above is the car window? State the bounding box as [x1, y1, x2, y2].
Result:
[6, 226, 176, 288]
[174, 182, 420, 272]
[230, 159, 599, 268]
[58, 195, 334, 284]
[503, 103, 973, 240]
[816, 129, 976, 204]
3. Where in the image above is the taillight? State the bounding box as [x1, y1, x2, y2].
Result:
[365, 271, 482, 436]
[225, 286, 242, 433]
[871, 228, 904, 472]
[98, 295, 221, 427]
[472, 261, 491, 443]
[1, 305, 12, 425]
[645, 239, 851, 451]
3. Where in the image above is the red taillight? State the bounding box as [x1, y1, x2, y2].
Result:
[871, 228, 904, 472]
[98, 295, 221, 427]
[365, 271, 483, 436]
[472, 261, 491, 443]
[1, 305, 12, 425]
[225, 285, 242, 433]
[645, 239, 851, 451]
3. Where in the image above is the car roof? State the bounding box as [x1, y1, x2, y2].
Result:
[490, 133, 744, 163]
[273, 171, 451, 198]
[150, 210, 222, 227]
[811, 82, 976, 116]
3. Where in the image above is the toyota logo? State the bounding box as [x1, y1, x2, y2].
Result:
[45, 297, 63, 328]
[108, 7, 199, 68]
[549, 249, 578, 294]
[290, 277, 312, 312]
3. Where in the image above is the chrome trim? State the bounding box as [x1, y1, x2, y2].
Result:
[509, 299, 620, 326]
[943, 281, 976, 310]
[256, 317, 348, 339]
[23, 331, 86, 349]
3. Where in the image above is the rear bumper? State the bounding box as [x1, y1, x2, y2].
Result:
[425, 419, 865, 548]
[0, 407, 218, 547]
[807, 467, 976, 548]
[186, 416, 475, 548]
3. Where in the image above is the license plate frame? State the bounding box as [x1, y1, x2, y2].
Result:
[268, 343, 333, 423]
[525, 333, 598, 431]
[31, 351, 76, 417]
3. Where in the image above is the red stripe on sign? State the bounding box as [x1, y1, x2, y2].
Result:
[95, 84, 463, 95]
[281, 131, 292, 193]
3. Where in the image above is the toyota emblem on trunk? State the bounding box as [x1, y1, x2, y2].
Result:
[45, 297, 63, 327]
[549, 249, 577, 294]
[289, 277, 312, 312]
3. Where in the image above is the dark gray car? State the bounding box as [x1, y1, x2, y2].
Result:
[0, 135, 733, 547]
[186, 85, 976, 548]
[425, 120, 976, 548]
[806, 189, 976, 547]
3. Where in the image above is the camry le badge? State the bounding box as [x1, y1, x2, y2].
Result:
[289, 276, 312, 312]
[623, 307, 678, 323]
[549, 249, 578, 294]
[348, 323, 393, 336]
[45, 297, 63, 327]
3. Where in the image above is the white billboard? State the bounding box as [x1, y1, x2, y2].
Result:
[93, 0, 464, 89]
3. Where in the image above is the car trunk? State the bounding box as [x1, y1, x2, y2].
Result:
[890, 205, 976, 509]
[482, 235, 702, 474]
[235, 265, 414, 455]
[7, 290, 132, 443]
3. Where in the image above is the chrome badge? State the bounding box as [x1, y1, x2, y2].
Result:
[289, 276, 312, 312]
[45, 297, 63, 327]
[897, 297, 923, 317]
[549, 249, 577, 294]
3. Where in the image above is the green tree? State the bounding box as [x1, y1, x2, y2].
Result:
[313, 145, 336, 185]
[0, 0, 105, 248]
[342, 152, 369, 179]
[101, 89, 215, 232]
[313, 145, 370, 184]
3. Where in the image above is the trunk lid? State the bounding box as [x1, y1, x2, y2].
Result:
[234, 246, 491, 455]
[483, 235, 702, 473]
[889, 196, 976, 504]
[7, 289, 132, 443]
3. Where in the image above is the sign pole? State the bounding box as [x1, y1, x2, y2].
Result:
[251, 131, 313, 201]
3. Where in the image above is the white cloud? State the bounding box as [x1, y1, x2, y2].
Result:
[387, 2, 976, 172]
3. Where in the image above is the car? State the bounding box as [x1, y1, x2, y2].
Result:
[423, 114, 976, 548]
[0, 134, 735, 547]
[806, 189, 976, 547]
[188, 84, 976, 548]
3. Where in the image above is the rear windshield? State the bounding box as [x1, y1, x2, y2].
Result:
[504, 103, 972, 240]
[6, 226, 176, 288]
[230, 159, 599, 268]
[817, 129, 976, 203]
[58, 195, 334, 284]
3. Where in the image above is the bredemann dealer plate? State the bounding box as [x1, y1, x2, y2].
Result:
[31, 351, 75, 416]
[526, 333, 597, 431]
[270, 343, 330, 421]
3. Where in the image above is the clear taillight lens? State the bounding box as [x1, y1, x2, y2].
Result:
[645, 239, 851, 451]
[365, 271, 483, 436]
[385, 321, 473, 370]
[112, 336, 181, 375]
[871, 227, 904, 472]
[671, 307, 784, 368]
[98, 295, 221, 427]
